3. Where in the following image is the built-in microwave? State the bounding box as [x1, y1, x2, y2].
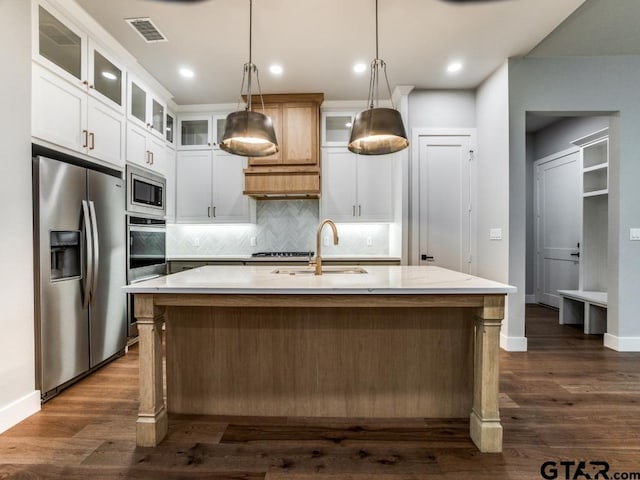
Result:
[126, 164, 166, 218]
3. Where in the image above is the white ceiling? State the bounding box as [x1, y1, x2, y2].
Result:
[75, 0, 586, 106]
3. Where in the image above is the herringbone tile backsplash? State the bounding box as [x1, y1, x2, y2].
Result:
[167, 199, 391, 257]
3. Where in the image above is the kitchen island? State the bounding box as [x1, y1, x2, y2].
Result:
[124, 265, 515, 452]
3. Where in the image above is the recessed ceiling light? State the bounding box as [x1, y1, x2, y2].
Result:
[353, 63, 367, 74]
[269, 64, 283, 75]
[179, 67, 194, 78]
[447, 62, 463, 74]
[101, 71, 117, 80]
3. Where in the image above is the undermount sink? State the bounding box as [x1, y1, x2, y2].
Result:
[271, 266, 368, 275]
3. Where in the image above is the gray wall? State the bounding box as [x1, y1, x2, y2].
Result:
[476, 63, 521, 349]
[509, 55, 640, 348]
[532, 115, 610, 160]
[409, 90, 476, 128]
[0, 0, 39, 431]
[525, 116, 611, 297]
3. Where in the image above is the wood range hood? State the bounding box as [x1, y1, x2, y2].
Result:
[243, 93, 323, 199]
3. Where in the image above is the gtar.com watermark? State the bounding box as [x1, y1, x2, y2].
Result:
[540, 460, 640, 480]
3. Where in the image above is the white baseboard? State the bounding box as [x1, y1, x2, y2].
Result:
[525, 294, 536, 304]
[0, 390, 40, 434]
[500, 333, 528, 352]
[604, 334, 640, 352]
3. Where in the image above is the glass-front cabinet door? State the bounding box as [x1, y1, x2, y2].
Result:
[322, 112, 356, 146]
[128, 76, 166, 138]
[178, 114, 212, 150]
[151, 98, 165, 137]
[166, 111, 176, 146]
[129, 80, 147, 125]
[212, 113, 229, 149]
[88, 41, 125, 112]
[35, 3, 87, 85]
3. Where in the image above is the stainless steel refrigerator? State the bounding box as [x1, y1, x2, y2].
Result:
[33, 155, 126, 401]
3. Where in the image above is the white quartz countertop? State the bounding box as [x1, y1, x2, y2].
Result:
[123, 265, 516, 295]
[168, 255, 401, 262]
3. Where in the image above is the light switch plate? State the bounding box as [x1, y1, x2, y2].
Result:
[250, 236, 257, 247]
[630, 228, 640, 241]
[193, 237, 200, 247]
[489, 228, 502, 240]
[366, 237, 373, 247]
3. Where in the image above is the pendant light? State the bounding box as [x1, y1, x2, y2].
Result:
[220, 0, 278, 157]
[348, 0, 408, 156]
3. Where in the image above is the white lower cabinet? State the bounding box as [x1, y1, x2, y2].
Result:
[165, 146, 177, 222]
[32, 64, 125, 168]
[126, 121, 166, 175]
[321, 147, 394, 222]
[176, 150, 253, 223]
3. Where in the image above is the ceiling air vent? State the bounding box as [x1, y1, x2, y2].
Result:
[125, 17, 168, 43]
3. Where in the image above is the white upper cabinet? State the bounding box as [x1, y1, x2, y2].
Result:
[321, 111, 356, 146]
[177, 112, 229, 150]
[176, 150, 253, 224]
[321, 147, 395, 222]
[178, 114, 212, 150]
[32, 63, 126, 168]
[126, 121, 166, 176]
[127, 75, 166, 140]
[32, 1, 126, 168]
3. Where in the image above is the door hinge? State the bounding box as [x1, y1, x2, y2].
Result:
[469, 150, 474, 162]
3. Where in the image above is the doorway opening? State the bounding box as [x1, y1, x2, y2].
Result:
[525, 112, 614, 336]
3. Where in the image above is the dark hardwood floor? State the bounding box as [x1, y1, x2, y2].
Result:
[2, 304, 640, 479]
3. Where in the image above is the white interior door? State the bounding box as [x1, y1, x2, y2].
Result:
[535, 149, 581, 307]
[418, 135, 473, 273]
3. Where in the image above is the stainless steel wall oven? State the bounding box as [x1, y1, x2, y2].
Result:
[126, 215, 166, 335]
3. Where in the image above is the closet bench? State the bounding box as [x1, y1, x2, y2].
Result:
[557, 290, 607, 334]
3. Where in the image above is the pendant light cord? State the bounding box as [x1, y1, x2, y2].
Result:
[236, 0, 266, 114]
[366, 0, 395, 110]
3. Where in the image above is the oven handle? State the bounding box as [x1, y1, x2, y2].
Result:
[128, 226, 166, 233]
[130, 274, 163, 284]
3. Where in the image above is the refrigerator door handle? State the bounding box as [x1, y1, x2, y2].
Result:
[89, 201, 100, 306]
[81, 200, 93, 308]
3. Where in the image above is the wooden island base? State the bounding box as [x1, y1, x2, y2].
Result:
[134, 293, 505, 453]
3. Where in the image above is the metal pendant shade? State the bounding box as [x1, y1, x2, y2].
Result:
[348, 107, 408, 155]
[348, 0, 408, 156]
[221, 110, 278, 157]
[220, 0, 278, 157]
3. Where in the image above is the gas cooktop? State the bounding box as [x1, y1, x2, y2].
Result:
[251, 251, 314, 258]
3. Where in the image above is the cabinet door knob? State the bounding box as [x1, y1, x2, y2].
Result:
[208, 206, 211, 218]
[352, 205, 356, 216]
[358, 205, 362, 216]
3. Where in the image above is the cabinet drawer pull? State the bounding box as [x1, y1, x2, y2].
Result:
[89, 132, 95, 150]
[82, 130, 88, 148]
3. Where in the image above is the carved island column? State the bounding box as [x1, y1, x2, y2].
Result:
[470, 294, 505, 453]
[135, 294, 167, 447]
